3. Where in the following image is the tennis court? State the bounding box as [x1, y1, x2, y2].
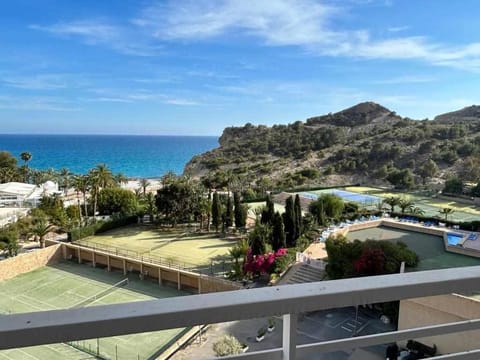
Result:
[346, 226, 480, 271]
[305, 189, 382, 207]
[344, 186, 480, 222]
[0, 261, 189, 360]
[75, 226, 237, 274]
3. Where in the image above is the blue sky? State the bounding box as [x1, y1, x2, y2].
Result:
[1, 0, 480, 135]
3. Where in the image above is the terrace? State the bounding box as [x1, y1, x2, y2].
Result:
[1, 266, 480, 359]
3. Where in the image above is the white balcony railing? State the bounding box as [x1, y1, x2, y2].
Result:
[1, 266, 480, 359]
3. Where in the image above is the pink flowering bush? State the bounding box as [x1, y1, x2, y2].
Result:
[244, 247, 288, 276]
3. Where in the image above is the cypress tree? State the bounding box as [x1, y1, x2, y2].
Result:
[283, 196, 297, 246]
[294, 194, 302, 237]
[211, 192, 221, 232]
[234, 192, 246, 228]
[225, 195, 233, 229]
[271, 211, 286, 250]
[261, 195, 275, 225]
[249, 222, 269, 255]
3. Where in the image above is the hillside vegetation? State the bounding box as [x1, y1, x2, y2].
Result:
[185, 102, 480, 191]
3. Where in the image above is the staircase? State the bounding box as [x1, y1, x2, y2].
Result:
[281, 263, 325, 285]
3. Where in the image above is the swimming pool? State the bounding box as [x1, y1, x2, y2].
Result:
[447, 233, 464, 246]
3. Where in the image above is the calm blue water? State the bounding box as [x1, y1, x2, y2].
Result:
[447, 233, 464, 246]
[0, 135, 218, 178]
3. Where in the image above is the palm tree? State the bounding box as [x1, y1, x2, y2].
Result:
[20, 152, 32, 183]
[439, 207, 455, 221]
[398, 199, 414, 214]
[59, 168, 71, 195]
[30, 221, 55, 248]
[139, 178, 150, 196]
[383, 196, 400, 213]
[114, 173, 128, 187]
[88, 164, 115, 221]
[73, 175, 88, 224]
[0, 167, 18, 183]
[20, 151, 32, 165]
[161, 171, 176, 187]
[0, 229, 20, 257]
[91, 164, 115, 188]
[198, 196, 211, 231]
[143, 192, 156, 222]
[410, 207, 425, 216]
[229, 243, 244, 277]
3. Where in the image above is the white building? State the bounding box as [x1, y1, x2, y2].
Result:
[0, 181, 59, 207]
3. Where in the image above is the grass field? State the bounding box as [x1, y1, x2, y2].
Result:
[346, 226, 480, 271]
[76, 225, 237, 273]
[0, 262, 188, 360]
[344, 186, 480, 222]
[247, 201, 286, 216]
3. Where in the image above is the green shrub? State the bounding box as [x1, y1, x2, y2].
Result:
[213, 335, 244, 357]
[68, 216, 137, 241]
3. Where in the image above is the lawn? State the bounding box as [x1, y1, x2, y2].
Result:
[0, 261, 188, 360]
[247, 201, 286, 216]
[75, 225, 238, 273]
[344, 186, 480, 222]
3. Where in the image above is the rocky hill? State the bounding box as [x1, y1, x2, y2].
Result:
[185, 102, 480, 190]
[434, 105, 480, 124]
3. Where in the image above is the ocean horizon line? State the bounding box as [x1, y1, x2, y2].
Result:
[0, 133, 219, 138]
[0, 135, 218, 178]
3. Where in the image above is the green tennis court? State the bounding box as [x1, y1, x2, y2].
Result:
[0, 261, 189, 360]
[346, 226, 480, 271]
[344, 186, 480, 222]
[75, 225, 237, 273]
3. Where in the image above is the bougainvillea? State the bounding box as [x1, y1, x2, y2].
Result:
[243, 247, 288, 276]
[354, 248, 386, 276]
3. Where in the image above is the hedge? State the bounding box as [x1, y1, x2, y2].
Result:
[68, 215, 137, 241]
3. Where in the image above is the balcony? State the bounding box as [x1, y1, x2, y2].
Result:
[1, 266, 480, 359]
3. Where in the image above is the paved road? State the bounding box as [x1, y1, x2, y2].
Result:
[171, 306, 394, 359]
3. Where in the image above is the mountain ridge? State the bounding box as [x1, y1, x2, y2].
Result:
[185, 102, 480, 190]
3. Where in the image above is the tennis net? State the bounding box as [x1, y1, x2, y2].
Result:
[71, 278, 129, 308]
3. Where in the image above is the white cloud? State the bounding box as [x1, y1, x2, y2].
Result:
[2, 75, 67, 90]
[1, 73, 87, 90]
[30, 20, 160, 56]
[388, 25, 410, 32]
[90, 97, 134, 103]
[373, 75, 436, 84]
[29, 0, 480, 71]
[84, 89, 201, 106]
[0, 95, 80, 111]
[134, 0, 339, 46]
[133, 0, 480, 71]
[163, 98, 199, 106]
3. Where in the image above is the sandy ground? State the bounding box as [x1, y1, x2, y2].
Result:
[303, 242, 328, 260]
[122, 179, 162, 192]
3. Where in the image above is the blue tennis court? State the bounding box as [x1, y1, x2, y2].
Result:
[305, 189, 381, 205]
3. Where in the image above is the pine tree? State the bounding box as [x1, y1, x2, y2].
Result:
[224, 195, 233, 229]
[294, 194, 303, 237]
[234, 192, 246, 228]
[283, 196, 297, 246]
[271, 212, 286, 250]
[212, 192, 222, 232]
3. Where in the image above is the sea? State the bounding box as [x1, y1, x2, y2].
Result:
[0, 135, 218, 178]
